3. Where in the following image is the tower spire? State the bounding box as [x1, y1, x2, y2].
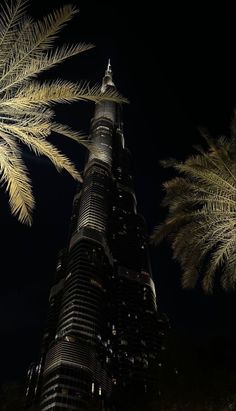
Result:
[106, 58, 112, 76]
[101, 58, 115, 93]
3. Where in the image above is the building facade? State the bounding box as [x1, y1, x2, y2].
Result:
[25, 63, 168, 411]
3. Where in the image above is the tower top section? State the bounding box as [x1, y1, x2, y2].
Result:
[101, 59, 115, 93]
[106, 58, 112, 76]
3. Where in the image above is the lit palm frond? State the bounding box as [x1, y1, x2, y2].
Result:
[151, 127, 236, 293]
[0, 0, 126, 225]
[0, 134, 34, 225]
[1, 79, 127, 108]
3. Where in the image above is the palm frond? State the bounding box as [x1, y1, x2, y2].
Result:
[0, 16, 33, 71]
[1, 79, 127, 108]
[1, 123, 82, 181]
[221, 246, 236, 290]
[198, 130, 236, 185]
[51, 122, 89, 147]
[0, 0, 29, 65]
[202, 235, 236, 292]
[0, 135, 34, 224]
[0, 5, 79, 78]
[152, 132, 236, 292]
[0, 43, 94, 93]
[0, 1, 128, 224]
[0, 105, 55, 122]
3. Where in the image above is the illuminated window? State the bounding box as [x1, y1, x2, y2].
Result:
[56, 262, 62, 271]
[90, 279, 103, 289]
[91, 382, 95, 393]
[99, 387, 102, 396]
[65, 272, 72, 280]
[64, 335, 76, 342]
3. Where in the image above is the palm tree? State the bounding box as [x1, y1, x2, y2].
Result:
[151, 124, 236, 293]
[0, 0, 125, 225]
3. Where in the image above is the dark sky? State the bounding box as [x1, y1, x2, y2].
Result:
[1, 0, 236, 386]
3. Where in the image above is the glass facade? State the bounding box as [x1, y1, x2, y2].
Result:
[25, 63, 168, 411]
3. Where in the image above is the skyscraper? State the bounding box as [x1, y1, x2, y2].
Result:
[25, 62, 168, 411]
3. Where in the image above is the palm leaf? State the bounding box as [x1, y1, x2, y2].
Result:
[0, 43, 94, 93]
[0, 5, 79, 79]
[152, 133, 236, 292]
[1, 79, 127, 108]
[0, 135, 34, 224]
[0, 0, 29, 66]
[0, 123, 82, 181]
[0, 0, 127, 225]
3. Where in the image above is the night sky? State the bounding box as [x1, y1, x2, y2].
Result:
[1, 0, 236, 391]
